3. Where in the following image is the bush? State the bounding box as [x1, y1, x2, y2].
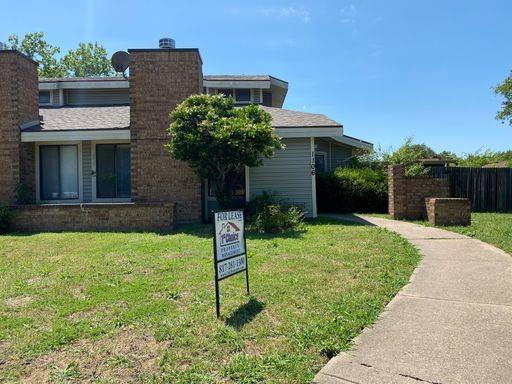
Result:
[0, 205, 13, 233]
[246, 192, 304, 233]
[317, 167, 387, 213]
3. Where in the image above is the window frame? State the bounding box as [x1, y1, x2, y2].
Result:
[35, 141, 83, 203]
[314, 152, 328, 173]
[91, 140, 131, 203]
[38, 90, 53, 106]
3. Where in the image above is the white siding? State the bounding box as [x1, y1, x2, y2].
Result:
[249, 138, 314, 216]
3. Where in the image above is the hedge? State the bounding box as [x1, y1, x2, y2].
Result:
[316, 167, 388, 213]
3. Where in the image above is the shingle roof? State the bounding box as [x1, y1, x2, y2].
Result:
[26, 105, 339, 132]
[261, 106, 342, 128]
[25, 106, 130, 132]
[203, 75, 288, 84]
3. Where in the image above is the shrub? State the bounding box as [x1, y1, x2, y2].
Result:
[0, 205, 13, 233]
[246, 192, 304, 233]
[317, 167, 387, 213]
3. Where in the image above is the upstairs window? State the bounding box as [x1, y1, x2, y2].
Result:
[96, 144, 131, 199]
[235, 89, 251, 104]
[40, 145, 79, 200]
[263, 91, 273, 107]
[39, 91, 51, 105]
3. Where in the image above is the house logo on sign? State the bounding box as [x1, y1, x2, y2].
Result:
[218, 222, 241, 247]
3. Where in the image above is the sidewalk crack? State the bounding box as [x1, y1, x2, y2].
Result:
[398, 372, 442, 384]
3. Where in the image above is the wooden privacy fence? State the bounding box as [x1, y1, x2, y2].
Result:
[429, 167, 512, 212]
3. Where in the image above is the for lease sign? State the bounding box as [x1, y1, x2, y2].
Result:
[214, 210, 246, 262]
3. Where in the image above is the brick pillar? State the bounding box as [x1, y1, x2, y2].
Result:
[0, 51, 39, 205]
[128, 48, 203, 223]
[388, 165, 407, 219]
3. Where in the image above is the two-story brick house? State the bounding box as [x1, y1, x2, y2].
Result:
[0, 39, 371, 231]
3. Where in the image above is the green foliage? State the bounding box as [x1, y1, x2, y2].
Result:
[495, 70, 512, 126]
[457, 149, 512, 168]
[246, 192, 304, 233]
[61, 42, 114, 77]
[0, 205, 13, 233]
[384, 137, 436, 176]
[5, 32, 114, 77]
[5, 32, 65, 77]
[317, 167, 388, 213]
[168, 94, 283, 209]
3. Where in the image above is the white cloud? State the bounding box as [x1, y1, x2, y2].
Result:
[340, 4, 357, 24]
[228, 6, 311, 23]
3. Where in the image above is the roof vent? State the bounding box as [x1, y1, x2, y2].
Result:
[159, 37, 175, 49]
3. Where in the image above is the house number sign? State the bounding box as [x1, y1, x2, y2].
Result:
[212, 209, 250, 317]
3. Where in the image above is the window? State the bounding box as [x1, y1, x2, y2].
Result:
[235, 89, 251, 103]
[218, 89, 234, 98]
[315, 154, 326, 173]
[39, 91, 51, 105]
[96, 144, 131, 199]
[40, 145, 79, 200]
[262, 91, 273, 107]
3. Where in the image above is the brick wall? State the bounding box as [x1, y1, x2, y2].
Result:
[388, 165, 450, 219]
[10, 203, 175, 232]
[426, 198, 471, 226]
[129, 49, 204, 223]
[0, 51, 39, 204]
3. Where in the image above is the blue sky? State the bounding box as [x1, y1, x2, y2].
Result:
[2, 0, 512, 154]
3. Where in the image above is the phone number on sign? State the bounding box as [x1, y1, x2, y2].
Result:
[217, 254, 246, 279]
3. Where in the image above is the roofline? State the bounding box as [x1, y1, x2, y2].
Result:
[272, 124, 342, 129]
[342, 134, 373, 146]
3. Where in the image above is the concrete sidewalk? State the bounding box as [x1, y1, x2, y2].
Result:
[314, 215, 512, 384]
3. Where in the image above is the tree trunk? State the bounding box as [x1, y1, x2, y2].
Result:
[214, 172, 232, 210]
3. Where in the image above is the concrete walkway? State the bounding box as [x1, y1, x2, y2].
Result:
[314, 215, 512, 384]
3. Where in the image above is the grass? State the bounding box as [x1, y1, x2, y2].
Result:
[434, 213, 512, 255]
[369, 212, 512, 255]
[0, 218, 420, 383]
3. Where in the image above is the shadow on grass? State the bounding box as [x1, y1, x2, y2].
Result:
[312, 214, 377, 227]
[225, 297, 265, 330]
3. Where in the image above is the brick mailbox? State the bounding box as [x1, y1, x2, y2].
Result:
[425, 198, 471, 226]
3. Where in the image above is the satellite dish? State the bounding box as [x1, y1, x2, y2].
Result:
[111, 51, 130, 75]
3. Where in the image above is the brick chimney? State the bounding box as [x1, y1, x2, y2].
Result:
[0, 51, 39, 204]
[128, 44, 204, 223]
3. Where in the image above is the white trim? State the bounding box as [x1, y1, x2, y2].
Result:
[39, 80, 129, 90]
[21, 129, 131, 143]
[331, 135, 373, 150]
[91, 140, 132, 203]
[36, 141, 83, 204]
[275, 127, 342, 138]
[203, 80, 270, 89]
[245, 166, 250, 202]
[310, 137, 317, 218]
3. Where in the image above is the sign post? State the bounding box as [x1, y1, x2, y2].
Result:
[213, 209, 250, 318]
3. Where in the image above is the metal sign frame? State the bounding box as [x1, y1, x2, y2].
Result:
[212, 209, 250, 318]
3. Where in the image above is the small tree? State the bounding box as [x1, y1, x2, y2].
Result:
[167, 94, 283, 209]
[61, 42, 114, 77]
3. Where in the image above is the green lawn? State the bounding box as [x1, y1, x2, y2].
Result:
[437, 212, 512, 255]
[370, 212, 512, 255]
[0, 218, 419, 383]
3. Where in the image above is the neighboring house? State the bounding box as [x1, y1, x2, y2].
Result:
[0, 39, 372, 231]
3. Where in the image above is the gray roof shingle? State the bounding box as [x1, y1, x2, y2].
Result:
[261, 106, 341, 128]
[26, 105, 339, 132]
[26, 106, 130, 131]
